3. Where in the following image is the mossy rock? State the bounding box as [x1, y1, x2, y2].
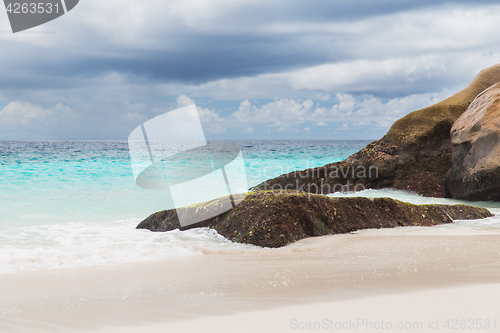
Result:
[137, 191, 492, 248]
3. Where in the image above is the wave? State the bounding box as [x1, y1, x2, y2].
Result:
[0, 219, 255, 275]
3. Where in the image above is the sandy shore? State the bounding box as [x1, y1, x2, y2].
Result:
[1, 229, 500, 332]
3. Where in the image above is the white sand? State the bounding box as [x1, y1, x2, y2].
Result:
[101, 283, 500, 333]
[1, 231, 500, 332]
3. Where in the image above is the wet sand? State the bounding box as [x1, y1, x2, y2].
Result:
[1, 230, 500, 332]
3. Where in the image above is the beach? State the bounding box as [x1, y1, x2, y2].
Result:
[2, 141, 500, 332]
[2, 228, 499, 333]
[3, 1, 500, 332]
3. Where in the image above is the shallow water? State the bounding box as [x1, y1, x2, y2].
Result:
[0, 140, 368, 228]
[1, 140, 498, 275]
[0, 140, 368, 274]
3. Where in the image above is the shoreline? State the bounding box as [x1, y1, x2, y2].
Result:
[1, 231, 500, 332]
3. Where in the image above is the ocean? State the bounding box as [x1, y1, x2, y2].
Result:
[1, 140, 500, 275]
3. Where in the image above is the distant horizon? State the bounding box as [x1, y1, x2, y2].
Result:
[0, 138, 375, 142]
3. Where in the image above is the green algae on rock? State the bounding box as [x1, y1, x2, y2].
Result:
[137, 191, 493, 248]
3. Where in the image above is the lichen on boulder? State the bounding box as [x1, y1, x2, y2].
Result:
[446, 82, 500, 200]
[137, 191, 493, 248]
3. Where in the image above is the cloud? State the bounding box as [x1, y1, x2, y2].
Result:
[231, 99, 314, 131]
[174, 95, 223, 132]
[2, 1, 500, 94]
[0, 102, 80, 139]
[176, 95, 195, 107]
[186, 90, 450, 139]
[284, 57, 447, 96]
[0, 101, 53, 125]
[1, 1, 500, 140]
[0, 83, 466, 140]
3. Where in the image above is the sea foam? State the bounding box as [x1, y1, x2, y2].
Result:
[0, 220, 254, 274]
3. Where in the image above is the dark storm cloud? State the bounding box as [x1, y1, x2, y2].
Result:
[26, 35, 329, 85]
[1, 0, 500, 140]
[238, 0, 500, 21]
[1, 0, 497, 93]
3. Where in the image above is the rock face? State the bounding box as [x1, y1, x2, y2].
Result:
[137, 191, 492, 248]
[252, 64, 500, 198]
[446, 82, 500, 200]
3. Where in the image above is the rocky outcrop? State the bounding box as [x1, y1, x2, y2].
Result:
[446, 82, 500, 200]
[252, 64, 500, 198]
[137, 191, 493, 248]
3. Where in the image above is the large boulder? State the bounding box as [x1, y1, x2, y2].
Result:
[446, 82, 500, 200]
[252, 64, 500, 198]
[137, 191, 492, 248]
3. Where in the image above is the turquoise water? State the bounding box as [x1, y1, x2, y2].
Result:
[3, 140, 498, 275]
[0, 140, 369, 230]
[0, 140, 370, 274]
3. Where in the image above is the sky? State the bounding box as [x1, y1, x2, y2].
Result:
[1, 0, 500, 140]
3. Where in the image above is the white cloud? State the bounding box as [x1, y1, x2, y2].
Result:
[0, 102, 53, 125]
[176, 95, 195, 107]
[231, 99, 314, 131]
[0, 102, 80, 139]
[284, 56, 447, 92]
[185, 90, 449, 137]
[176, 95, 223, 127]
[339, 123, 349, 131]
[122, 112, 147, 122]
